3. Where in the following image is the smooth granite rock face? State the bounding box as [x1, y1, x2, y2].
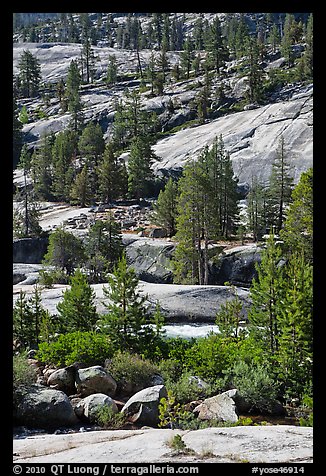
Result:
[13, 426, 313, 463]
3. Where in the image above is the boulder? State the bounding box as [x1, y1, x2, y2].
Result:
[210, 244, 262, 286]
[13, 237, 49, 264]
[193, 389, 239, 423]
[125, 236, 175, 284]
[75, 366, 117, 397]
[75, 393, 118, 423]
[47, 366, 77, 395]
[14, 385, 78, 429]
[121, 385, 168, 426]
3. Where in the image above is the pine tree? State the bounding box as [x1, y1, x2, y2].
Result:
[96, 142, 126, 203]
[13, 94, 23, 168]
[56, 269, 98, 332]
[172, 136, 239, 284]
[43, 227, 86, 276]
[51, 129, 76, 200]
[127, 136, 155, 199]
[86, 216, 123, 282]
[280, 168, 313, 262]
[98, 254, 161, 352]
[277, 251, 313, 398]
[245, 37, 265, 104]
[249, 234, 285, 355]
[152, 177, 179, 237]
[106, 55, 118, 86]
[266, 136, 294, 233]
[31, 132, 55, 200]
[205, 16, 228, 76]
[65, 60, 84, 133]
[247, 175, 268, 241]
[70, 165, 92, 206]
[13, 286, 48, 348]
[180, 36, 194, 79]
[17, 49, 42, 97]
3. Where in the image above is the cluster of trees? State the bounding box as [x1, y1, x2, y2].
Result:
[14, 66, 160, 205]
[14, 251, 165, 356]
[13, 166, 313, 404]
[153, 134, 297, 284]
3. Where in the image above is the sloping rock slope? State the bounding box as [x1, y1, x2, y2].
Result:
[152, 84, 313, 185]
[13, 426, 312, 463]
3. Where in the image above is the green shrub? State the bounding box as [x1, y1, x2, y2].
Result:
[35, 331, 114, 367]
[13, 351, 37, 389]
[94, 405, 127, 429]
[228, 360, 279, 413]
[163, 370, 216, 404]
[13, 352, 37, 407]
[105, 351, 159, 391]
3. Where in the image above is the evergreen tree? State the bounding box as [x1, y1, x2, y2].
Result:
[43, 227, 86, 276]
[70, 165, 92, 206]
[249, 234, 285, 355]
[13, 286, 48, 348]
[30, 132, 55, 200]
[17, 49, 42, 97]
[152, 177, 179, 237]
[172, 136, 239, 284]
[180, 36, 194, 79]
[51, 129, 76, 200]
[106, 54, 118, 86]
[205, 16, 228, 76]
[268, 23, 280, 53]
[56, 269, 98, 332]
[98, 254, 163, 352]
[13, 290, 33, 348]
[86, 216, 123, 282]
[96, 142, 127, 203]
[13, 94, 23, 168]
[247, 175, 268, 241]
[277, 251, 313, 398]
[245, 37, 265, 104]
[78, 122, 105, 195]
[266, 136, 294, 233]
[127, 136, 155, 199]
[280, 168, 313, 262]
[65, 60, 84, 133]
[281, 14, 296, 67]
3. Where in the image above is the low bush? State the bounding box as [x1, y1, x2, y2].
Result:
[13, 351, 37, 390]
[13, 352, 37, 407]
[94, 405, 127, 429]
[227, 360, 279, 413]
[105, 351, 159, 392]
[35, 331, 114, 367]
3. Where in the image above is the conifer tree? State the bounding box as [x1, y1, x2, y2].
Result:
[247, 175, 268, 241]
[249, 233, 284, 355]
[106, 54, 118, 86]
[43, 227, 86, 276]
[31, 132, 55, 200]
[280, 168, 313, 262]
[98, 254, 162, 352]
[266, 136, 294, 233]
[17, 49, 42, 98]
[96, 142, 127, 203]
[65, 60, 84, 133]
[86, 216, 123, 282]
[13, 94, 23, 168]
[51, 129, 76, 200]
[127, 136, 155, 199]
[277, 251, 313, 398]
[152, 177, 179, 237]
[56, 269, 98, 332]
[70, 165, 92, 207]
